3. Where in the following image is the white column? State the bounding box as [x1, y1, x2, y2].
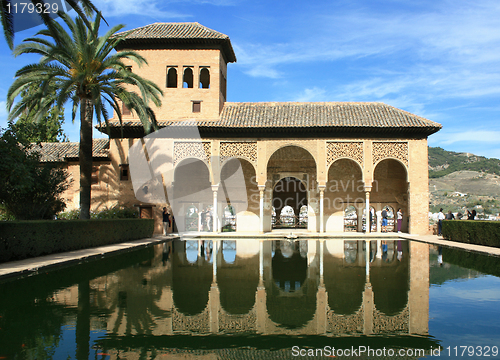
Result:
[258, 185, 265, 233]
[319, 185, 326, 233]
[212, 185, 218, 233]
[365, 186, 372, 233]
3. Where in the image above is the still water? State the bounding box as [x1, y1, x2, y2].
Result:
[0, 239, 499, 359]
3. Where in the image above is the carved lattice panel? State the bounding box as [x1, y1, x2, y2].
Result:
[372, 141, 408, 166]
[172, 307, 210, 333]
[218, 309, 257, 332]
[327, 142, 363, 167]
[173, 141, 211, 166]
[327, 309, 364, 335]
[219, 141, 257, 165]
[372, 306, 409, 334]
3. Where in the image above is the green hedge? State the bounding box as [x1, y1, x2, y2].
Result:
[442, 220, 500, 247]
[0, 218, 154, 263]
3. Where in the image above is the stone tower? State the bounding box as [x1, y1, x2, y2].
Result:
[114, 22, 237, 121]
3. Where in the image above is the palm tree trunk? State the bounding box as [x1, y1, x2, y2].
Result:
[79, 98, 93, 219]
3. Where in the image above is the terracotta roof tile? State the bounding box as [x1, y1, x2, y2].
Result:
[31, 139, 109, 162]
[100, 102, 442, 137]
[115, 22, 237, 62]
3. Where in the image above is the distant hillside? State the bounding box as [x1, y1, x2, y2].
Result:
[428, 147, 500, 178]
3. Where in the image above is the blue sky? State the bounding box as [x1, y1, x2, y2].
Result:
[2, 0, 500, 158]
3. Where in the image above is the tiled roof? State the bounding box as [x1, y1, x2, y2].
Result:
[30, 139, 109, 162]
[115, 22, 237, 62]
[100, 102, 441, 136]
[217, 102, 441, 129]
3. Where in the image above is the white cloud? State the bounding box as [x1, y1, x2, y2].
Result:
[431, 130, 500, 145]
[93, 0, 190, 19]
[292, 87, 327, 102]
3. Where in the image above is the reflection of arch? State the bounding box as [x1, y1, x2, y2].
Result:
[222, 240, 236, 264]
[185, 240, 199, 263]
[267, 241, 317, 328]
[324, 249, 364, 315]
[218, 254, 259, 315]
[344, 205, 357, 232]
[371, 241, 409, 315]
[172, 242, 212, 315]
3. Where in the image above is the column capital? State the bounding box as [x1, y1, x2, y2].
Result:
[364, 186, 372, 192]
[211, 184, 219, 192]
[318, 184, 326, 191]
[258, 184, 266, 191]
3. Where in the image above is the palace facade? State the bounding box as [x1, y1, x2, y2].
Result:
[40, 22, 441, 234]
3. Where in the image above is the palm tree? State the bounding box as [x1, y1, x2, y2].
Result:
[1, 0, 101, 50]
[7, 12, 163, 219]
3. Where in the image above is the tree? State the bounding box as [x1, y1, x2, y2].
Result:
[1, 0, 101, 50]
[0, 124, 71, 219]
[11, 83, 68, 142]
[7, 12, 163, 219]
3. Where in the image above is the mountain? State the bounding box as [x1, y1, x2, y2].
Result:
[429, 147, 500, 178]
[428, 147, 500, 216]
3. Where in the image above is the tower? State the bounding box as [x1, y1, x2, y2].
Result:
[114, 22, 237, 121]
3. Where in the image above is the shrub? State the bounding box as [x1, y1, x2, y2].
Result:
[0, 218, 154, 263]
[441, 220, 500, 247]
[57, 206, 139, 220]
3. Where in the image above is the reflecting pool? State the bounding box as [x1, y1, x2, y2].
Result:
[1, 239, 500, 359]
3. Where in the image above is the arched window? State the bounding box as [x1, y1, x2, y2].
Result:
[344, 206, 357, 232]
[167, 67, 177, 88]
[183, 67, 193, 88]
[199, 67, 210, 89]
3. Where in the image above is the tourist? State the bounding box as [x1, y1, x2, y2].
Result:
[397, 240, 403, 261]
[162, 207, 171, 235]
[397, 208, 403, 233]
[437, 208, 445, 236]
[445, 210, 455, 220]
[457, 212, 463, 220]
[381, 207, 388, 232]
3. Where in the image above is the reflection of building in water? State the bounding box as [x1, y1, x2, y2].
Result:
[54, 239, 428, 338]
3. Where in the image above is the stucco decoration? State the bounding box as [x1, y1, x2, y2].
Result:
[372, 142, 408, 167]
[173, 141, 211, 166]
[220, 141, 257, 165]
[327, 142, 363, 168]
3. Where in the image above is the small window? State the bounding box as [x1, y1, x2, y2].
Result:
[167, 67, 177, 88]
[183, 67, 193, 88]
[91, 166, 99, 184]
[192, 101, 201, 113]
[122, 102, 131, 115]
[200, 67, 210, 89]
[120, 164, 129, 181]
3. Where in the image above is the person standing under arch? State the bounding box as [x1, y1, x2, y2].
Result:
[397, 208, 403, 233]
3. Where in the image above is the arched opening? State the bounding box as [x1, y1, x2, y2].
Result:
[272, 178, 307, 229]
[372, 159, 408, 233]
[173, 158, 211, 233]
[362, 206, 377, 232]
[222, 205, 236, 232]
[183, 67, 193, 88]
[344, 205, 357, 232]
[218, 158, 258, 232]
[166, 67, 177, 88]
[267, 145, 316, 231]
[326, 158, 364, 232]
[199, 67, 210, 89]
[185, 205, 199, 231]
[382, 205, 395, 232]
